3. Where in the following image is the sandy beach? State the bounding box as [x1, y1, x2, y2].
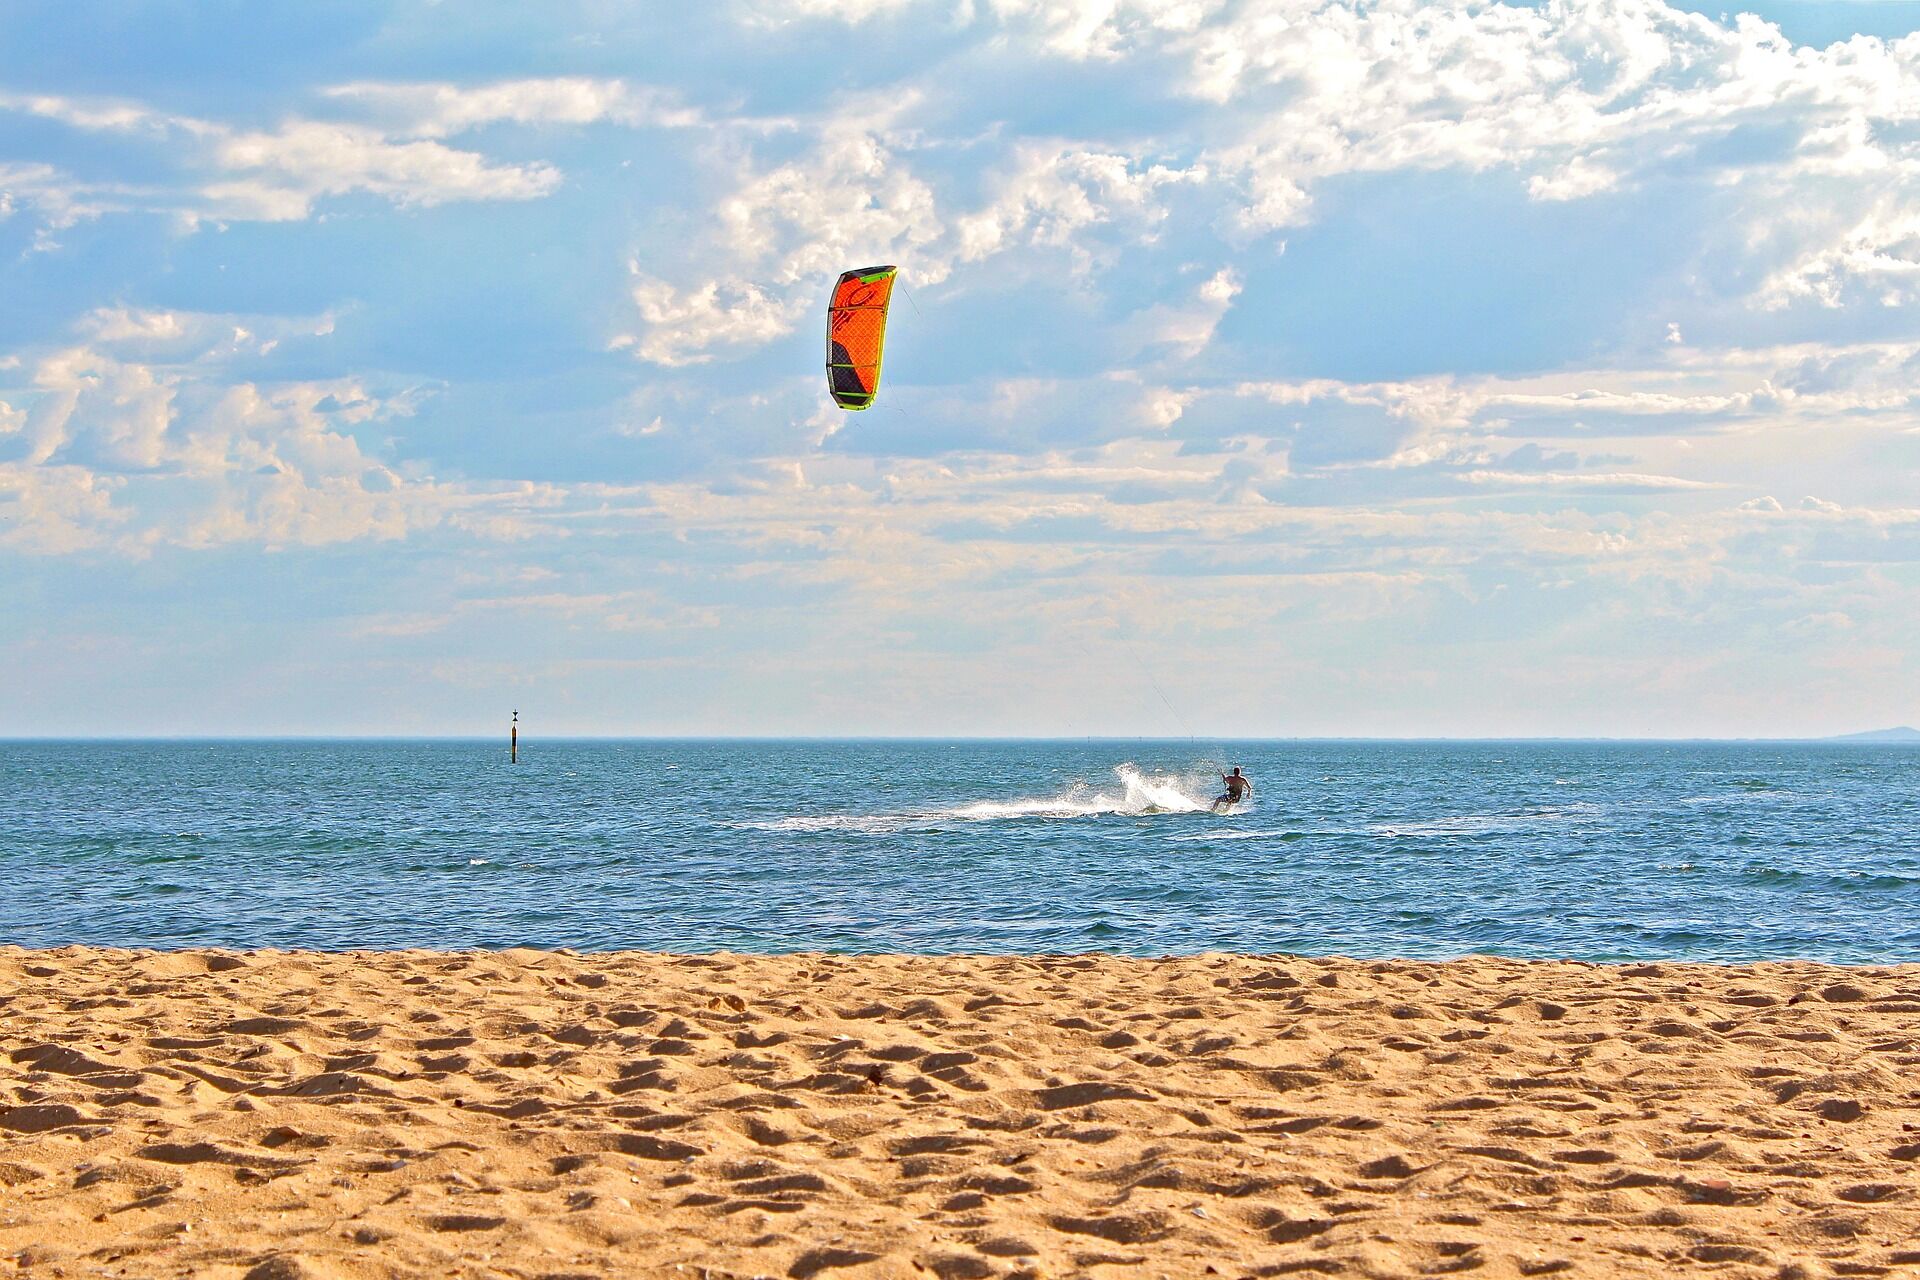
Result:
[2, 949, 1917, 1279]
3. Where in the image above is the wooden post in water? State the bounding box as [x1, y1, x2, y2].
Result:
[511, 710, 519, 764]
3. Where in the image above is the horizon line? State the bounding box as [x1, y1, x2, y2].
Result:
[1, 732, 1914, 745]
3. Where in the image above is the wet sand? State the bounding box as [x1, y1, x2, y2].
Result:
[2, 948, 1918, 1278]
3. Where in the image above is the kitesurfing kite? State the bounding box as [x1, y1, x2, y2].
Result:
[826, 265, 897, 410]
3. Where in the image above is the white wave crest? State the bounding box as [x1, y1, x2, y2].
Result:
[745, 814, 914, 834]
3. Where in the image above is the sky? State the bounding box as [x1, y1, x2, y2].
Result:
[2, 0, 1918, 739]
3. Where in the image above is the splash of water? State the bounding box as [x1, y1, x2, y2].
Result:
[951, 763, 1215, 819]
[747, 763, 1226, 833]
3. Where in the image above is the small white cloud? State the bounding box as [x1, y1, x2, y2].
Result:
[619, 276, 799, 367]
[957, 147, 1205, 266]
[1141, 386, 1191, 428]
[79, 307, 188, 344]
[1528, 158, 1619, 203]
[1121, 266, 1242, 359]
[210, 121, 561, 219]
[0, 461, 125, 554]
[324, 78, 707, 139]
[1784, 610, 1854, 634]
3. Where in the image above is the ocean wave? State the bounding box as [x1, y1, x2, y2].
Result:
[1167, 827, 1338, 843]
[1367, 802, 1605, 839]
[1736, 864, 1920, 890]
[741, 814, 922, 835]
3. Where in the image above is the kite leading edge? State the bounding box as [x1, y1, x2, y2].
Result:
[827, 265, 898, 410]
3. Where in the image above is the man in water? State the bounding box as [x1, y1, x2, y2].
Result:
[1215, 767, 1252, 810]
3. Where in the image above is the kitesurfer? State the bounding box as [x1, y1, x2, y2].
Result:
[1215, 768, 1251, 810]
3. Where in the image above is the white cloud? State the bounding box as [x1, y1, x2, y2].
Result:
[1120, 266, 1241, 358]
[0, 89, 561, 224]
[1784, 609, 1854, 634]
[79, 308, 190, 345]
[0, 160, 105, 230]
[26, 346, 177, 469]
[716, 121, 947, 286]
[208, 121, 558, 220]
[74, 306, 333, 363]
[618, 276, 799, 366]
[739, 0, 928, 24]
[0, 317, 564, 554]
[984, 0, 1222, 60]
[1528, 156, 1620, 202]
[0, 91, 168, 135]
[955, 145, 1206, 266]
[324, 78, 708, 138]
[0, 462, 125, 554]
[1759, 199, 1920, 309]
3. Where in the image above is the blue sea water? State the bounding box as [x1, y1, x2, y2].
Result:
[1, 740, 1917, 962]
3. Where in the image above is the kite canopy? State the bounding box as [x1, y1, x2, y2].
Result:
[827, 265, 897, 410]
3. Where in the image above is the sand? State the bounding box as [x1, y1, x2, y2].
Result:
[2, 949, 1918, 1279]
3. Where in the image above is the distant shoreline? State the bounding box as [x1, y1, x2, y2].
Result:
[2, 733, 1917, 745]
[5, 943, 1916, 968]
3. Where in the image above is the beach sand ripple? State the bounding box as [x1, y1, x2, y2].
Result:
[2, 949, 1917, 1278]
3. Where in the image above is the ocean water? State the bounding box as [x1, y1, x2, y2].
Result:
[2, 740, 1917, 962]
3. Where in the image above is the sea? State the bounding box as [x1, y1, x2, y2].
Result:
[2, 739, 1917, 962]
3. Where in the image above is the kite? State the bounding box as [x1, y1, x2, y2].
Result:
[826, 265, 898, 410]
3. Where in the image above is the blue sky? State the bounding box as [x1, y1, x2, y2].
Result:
[3, 0, 1918, 737]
